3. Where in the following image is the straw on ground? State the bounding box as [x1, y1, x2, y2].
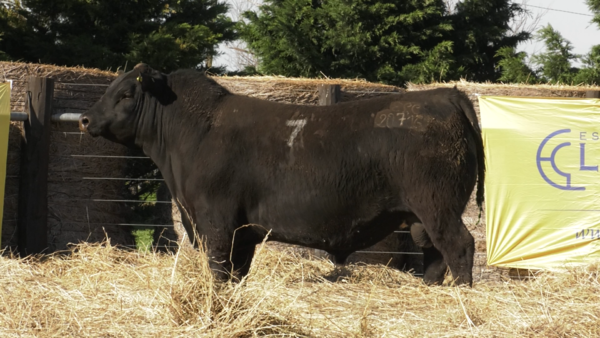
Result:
[0, 240, 598, 338]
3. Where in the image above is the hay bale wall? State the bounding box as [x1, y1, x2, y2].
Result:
[212, 75, 403, 105]
[1, 62, 134, 251]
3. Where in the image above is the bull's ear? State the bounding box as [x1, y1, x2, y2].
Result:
[135, 64, 165, 92]
[134, 64, 177, 105]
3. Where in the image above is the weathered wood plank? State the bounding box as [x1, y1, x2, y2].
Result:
[18, 77, 54, 255]
[318, 84, 341, 106]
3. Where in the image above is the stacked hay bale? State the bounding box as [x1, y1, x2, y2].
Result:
[213, 74, 403, 104]
[0, 62, 134, 252]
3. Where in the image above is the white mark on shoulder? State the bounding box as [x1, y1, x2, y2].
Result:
[286, 119, 307, 147]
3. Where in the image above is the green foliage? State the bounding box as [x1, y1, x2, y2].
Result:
[127, 22, 221, 72]
[574, 45, 600, 85]
[239, 0, 454, 85]
[0, 1, 27, 60]
[492, 1, 600, 85]
[132, 228, 155, 253]
[0, 0, 235, 72]
[121, 147, 164, 251]
[494, 15, 600, 86]
[495, 47, 537, 84]
[581, 0, 600, 84]
[240, 0, 528, 85]
[397, 40, 455, 84]
[588, 0, 600, 27]
[450, 0, 530, 82]
[530, 24, 579, 84]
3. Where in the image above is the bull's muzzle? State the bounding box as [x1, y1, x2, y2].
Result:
[79, 115, 90, 132]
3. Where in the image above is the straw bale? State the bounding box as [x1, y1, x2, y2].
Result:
[407, 80, 600, 121]
[0, 61, 115, 114]
[213, 75, 403, 105]
[0, 241, 598, 337]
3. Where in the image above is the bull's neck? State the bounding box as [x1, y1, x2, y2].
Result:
[134, 95, 169, 160]
[132, 89, 215, 198]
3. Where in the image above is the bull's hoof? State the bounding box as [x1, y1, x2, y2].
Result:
[447, 274, 473, 287]
[422, 259, 448, 285]
[211, 269, 231, 282]
[209, 261, 234, 282]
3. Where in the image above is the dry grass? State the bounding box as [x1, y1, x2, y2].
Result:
[408, 80, 600, 122]
[213, 75, 403, 105]
[0, 239, 598, 338]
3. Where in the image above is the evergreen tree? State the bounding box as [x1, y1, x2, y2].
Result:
[0, 1, 28, 61]
[579, 0, 600, 84]
[0, 0, 235, 72]
[450, 0, 530, 82]
[588, 0, 600, 26]
[574, 45, 600, 85]
[531, 24, 579, 84]
[495, 46, 537, 83]
[239, 0, 454, 85]
[240, 0, 529, 85]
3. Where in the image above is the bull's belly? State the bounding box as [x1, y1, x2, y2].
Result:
[256, 207, 414, 253]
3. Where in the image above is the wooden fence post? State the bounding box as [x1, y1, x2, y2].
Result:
[585, 91, 600, 98]
[18, 77, 54, 255]
[318, 84, 341, 106]
[314, 83, 340, 259]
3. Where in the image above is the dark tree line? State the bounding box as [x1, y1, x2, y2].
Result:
[2, 0, 599, 85]
[0, 0, 236, 72]
[238, 0, 530, 85]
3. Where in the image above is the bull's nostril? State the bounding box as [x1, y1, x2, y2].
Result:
[79, 116, 90, 132]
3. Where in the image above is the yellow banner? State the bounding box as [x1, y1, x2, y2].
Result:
[480, 96, 600, 269]
[0, 82, 10, 247]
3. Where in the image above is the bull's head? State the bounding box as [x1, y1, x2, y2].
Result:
[79, 63, 175, 145]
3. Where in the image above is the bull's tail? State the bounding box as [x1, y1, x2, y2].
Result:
[454, 87, 485, 212]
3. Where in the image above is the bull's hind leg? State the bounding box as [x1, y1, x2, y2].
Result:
[409, 222, 447, 284]
[416, 213, 474, 286]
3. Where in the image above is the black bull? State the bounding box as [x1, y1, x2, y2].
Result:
[79, 64, 484, 286]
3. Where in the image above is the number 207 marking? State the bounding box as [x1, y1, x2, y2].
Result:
[375, 112, 406, 128]
[286, 119, 307, 147]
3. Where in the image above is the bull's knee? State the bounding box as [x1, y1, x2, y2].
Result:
[410, 222, 433, 248]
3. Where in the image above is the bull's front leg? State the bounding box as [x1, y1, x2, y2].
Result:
[205, 230, 237, 281]
[194, 208, 261, 282]
[175, 201, 244, 281]
[204, 227, 260, 282]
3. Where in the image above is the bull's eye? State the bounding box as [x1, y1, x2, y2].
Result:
[120, 92, 133, 101]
